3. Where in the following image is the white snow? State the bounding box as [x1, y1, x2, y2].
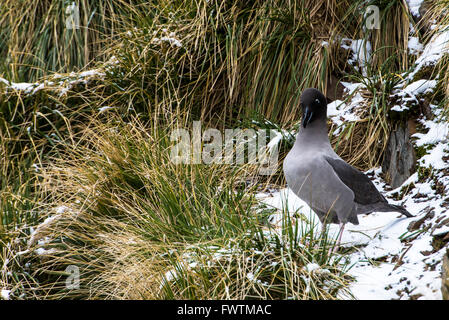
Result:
[1, 289, 11, 300]
[304, 263, 321, 273]
[265, 128, 293, 153]
[363, 234, 403, 259]
[0, 77, 41, 94]
[409, 29, 449, 79]
[246, 272, 256, 281]
[34, 247, 58, 256]
[401, 79, 437, 99]
[78, 69, 106, 78]
[152, 36, 182, 48]
[7, 82, 36, 92]
[412, 117, 449, 170]
[341, 39, 372, 75]
[408, 37, 423, 55]
[392, 79, 437, 112]
[98, 106, 115, 113]
[1, 68, 106, 97]
[326, 82, 365, 134]
[413, 120, 449, 147]
[419, 142, 448, 170]
[391, 105, 408, 112]
[390, 79, 437, 112]
[55, 205, 69, 214]
[406, 0, 424, 17]
[327, 99, 361, 126]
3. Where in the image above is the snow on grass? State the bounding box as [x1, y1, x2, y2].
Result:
[419, 142, 449, 170]
[406, 0, 424, 17]
[390, 105, 409, 112]
[408, 36, 423, 55]
[27, 205, 72, 249]
[1, 289, 11, 300]
[412, 116, 449, 170]
[152, 31, 182, 48]
[397, 79, 437, 103]
[266, 128, 293, 152]
[0, 77, 40, 94]
[327, 99, 361, 128]
[326, 82, 365, 134]
[34, 247, 58, 256]
[413, 119, 449, 147]
[98, 106, 116, 114]
[1, 68, 106, 97]
[341, 39, 372, 76]
[78, 69, 106, 78]
[408, 28, 449, 80]
[391, 79, 437, 112]
[57, 69, 106, 97]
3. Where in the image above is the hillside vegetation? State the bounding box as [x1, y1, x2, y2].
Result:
[1, 0, 448, 299]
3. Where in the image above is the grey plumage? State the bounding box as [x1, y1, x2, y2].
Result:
[283, 88, 412, 250]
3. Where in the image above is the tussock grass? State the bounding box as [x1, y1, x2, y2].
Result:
[17, 119, 352, 299]
[2, 0, 436, 300]
[426, 0, 449, 115]
[1, 0, 360, 124]
[0, 0, 142, 82]
[326, 0, 416, 170]
[364, 0, 412, 71]
[331, 58, 402, 169]
[0, 68, 109, 244]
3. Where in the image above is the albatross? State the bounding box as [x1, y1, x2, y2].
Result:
[283, 88, 413, 253]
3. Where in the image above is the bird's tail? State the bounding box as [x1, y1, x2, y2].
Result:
[388, 204, 414, 218]
[357, 202, 414, 217]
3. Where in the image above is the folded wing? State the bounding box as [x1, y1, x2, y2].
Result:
[324, 156, 386, 205]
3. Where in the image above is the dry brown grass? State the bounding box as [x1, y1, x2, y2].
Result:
[14, 118, 352, 300]
[3, 0, 429, 300]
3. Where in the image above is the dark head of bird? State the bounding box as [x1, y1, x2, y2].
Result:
[300, 88, 327, 128]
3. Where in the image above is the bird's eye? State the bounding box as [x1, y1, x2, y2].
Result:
[315, 98, 320, 104]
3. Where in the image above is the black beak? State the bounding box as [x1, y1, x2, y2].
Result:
[302, 105, 313, 128]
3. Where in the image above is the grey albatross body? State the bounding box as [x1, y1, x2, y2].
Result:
[283, 88, 412, 250]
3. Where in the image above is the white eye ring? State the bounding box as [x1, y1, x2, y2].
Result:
[315, 98, 320, 104]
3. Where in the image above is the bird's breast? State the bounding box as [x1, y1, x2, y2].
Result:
[283, 151, 355, 217]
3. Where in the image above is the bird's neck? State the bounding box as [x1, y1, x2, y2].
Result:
[295, 119, 331, 147]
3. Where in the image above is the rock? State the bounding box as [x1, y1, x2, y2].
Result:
[431, 216, 449, 251]
[407, 118, 417, 136]
[382, 124, 416, 188]
[433, 217, 449, 232]
[325, 73, 345, 103]
[407, 207, 434, 231]
[442, 250, 449, 300]
[418, 1, 434, 36]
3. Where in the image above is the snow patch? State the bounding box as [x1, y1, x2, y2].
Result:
[413, 120, 449, 147]
[408, 37, 423, 55]
[341, 39, 372, 75]
[409, 29, 449, 80]
[406, 0, 424, 17]
[1, 289, 11, 300]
